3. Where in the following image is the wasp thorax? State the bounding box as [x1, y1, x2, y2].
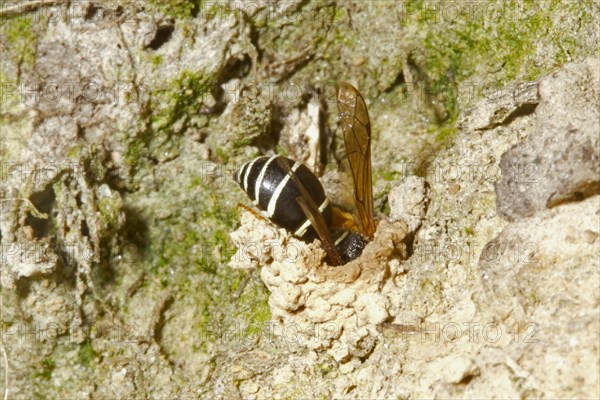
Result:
[333, 230, 368, 264]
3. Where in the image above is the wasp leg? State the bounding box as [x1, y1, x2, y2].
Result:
[236, 203, 270, 222]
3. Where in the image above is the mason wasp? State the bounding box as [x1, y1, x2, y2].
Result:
[234, 82, 376, 265]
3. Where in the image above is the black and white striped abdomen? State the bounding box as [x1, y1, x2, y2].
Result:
[234, 155, 332, 241]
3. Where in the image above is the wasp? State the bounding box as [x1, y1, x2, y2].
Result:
[234, 82, 376, 265]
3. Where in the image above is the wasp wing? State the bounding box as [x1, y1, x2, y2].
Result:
[276, 157, 343, 266]
[295, 197, 343, 266]
[336, 82, 376, 239]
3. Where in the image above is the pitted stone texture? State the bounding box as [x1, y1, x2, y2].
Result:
[496, 57, 600, 221]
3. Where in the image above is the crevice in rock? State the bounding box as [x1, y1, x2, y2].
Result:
[500, 102, 538, 125]
[83, 3, 100, 20]
[146, 25, 175, 50]
[457, 372, 477, 385]
[211, 53, 254, 116]
[25, 183, 56, 240]
[120, 205, 151, 256]
[546, 181, 600, 209]
[475, 102, 539, 132]
[404, 180, 431, 259]
[382, 70, 406, 94]
[405, 54, 451, 124]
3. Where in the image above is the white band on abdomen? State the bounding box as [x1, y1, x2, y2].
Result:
[294, 197, 330, 237]
[267, 161, 301, 217]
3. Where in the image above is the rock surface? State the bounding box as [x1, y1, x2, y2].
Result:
[1, 1, 598, 399]
[388, 175, 429, 232]
[496, 57, 600, 220]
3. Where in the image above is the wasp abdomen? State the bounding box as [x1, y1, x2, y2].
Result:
[235, 155, 332, 241]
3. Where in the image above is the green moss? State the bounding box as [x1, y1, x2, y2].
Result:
[529, 291, 539, 304]
[214, 147, 231, 163]
[2, 14, 37, 70]
[51, 180, 64, 199]
[146, 179, 239, 278]
[66, 146, 85, 160]
[133, 164, 272, 354]
[150, 70, 214, 135]
[315, 355, 337, 378]
[96, 190, 122, 228]
[242, 281, 271, 327]
[273, 145, 289, 158]
[412, 0, 591, 118]
[381, 170, 403, 183]
[152, 54, 163, 66]
[77, 341, 98, 368]
[34, 356, 55, 381]
[147, 0, 204, 19]
[142, 52, 164, 68]
[434, 122, 458, 144]
[123, 138, 145, 167]
[121, 70, 214, 183]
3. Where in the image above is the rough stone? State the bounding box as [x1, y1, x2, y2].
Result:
[2, 0, 599, 397]
[457, 81, 539, 132]
[433, 354, 479, 384]
[477, 194, 599, 325]
[496, 58, 600, 221]
[388, 175, 429, 232]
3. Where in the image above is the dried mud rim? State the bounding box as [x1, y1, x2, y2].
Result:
[309, 219, 410, 284]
